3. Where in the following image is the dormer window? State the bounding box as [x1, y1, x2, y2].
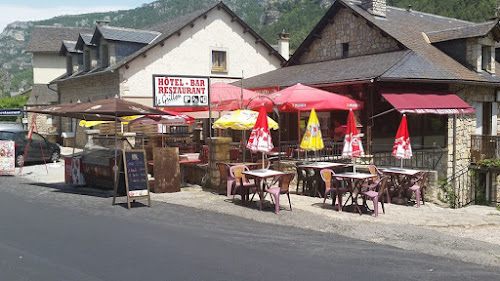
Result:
[66, 56, 73, 75]
[482, 45, 492, 72]
[84, 50, 91, 71]
[342, 43, 349, 58]
[101, 44, 109, 68]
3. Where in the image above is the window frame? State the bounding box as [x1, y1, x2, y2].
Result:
[211, 50, 227, 72]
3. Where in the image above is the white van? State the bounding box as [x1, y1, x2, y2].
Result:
[0, 121, 23, 131]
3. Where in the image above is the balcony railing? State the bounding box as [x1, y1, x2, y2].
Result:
[470, 135, 500, 163]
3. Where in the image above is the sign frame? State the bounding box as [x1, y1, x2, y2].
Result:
[121, 149, 151, 209]
[153, 74, 210, 108]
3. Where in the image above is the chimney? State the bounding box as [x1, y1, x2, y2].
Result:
[361, 0, 387, 17]
[277, 29, 290, 60]
[95, 19, 110, 27]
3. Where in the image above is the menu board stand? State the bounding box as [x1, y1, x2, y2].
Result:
[114, 149, 151, 209]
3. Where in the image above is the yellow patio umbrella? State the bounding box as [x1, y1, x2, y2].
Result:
[300, 109, 324, 160]
[213, 109, 278, 162]
[212, 109, 278, 130]
[79, 120, 112, 127]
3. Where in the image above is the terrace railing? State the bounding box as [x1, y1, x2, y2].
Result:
[470, 135, 500, 163]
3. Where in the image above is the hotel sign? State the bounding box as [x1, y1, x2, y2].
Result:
[153, 75, 209, 107]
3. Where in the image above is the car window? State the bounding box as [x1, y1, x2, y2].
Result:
[33, 132, 47, 146]
[0, 132, 15, 140]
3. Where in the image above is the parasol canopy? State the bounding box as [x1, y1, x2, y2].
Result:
[212, 109, 278, 130]
[246, 107, 274, 155]
[166, 82, 261, 112]
[392, 114, 412, 159]
[342, 109, 364, 158]
[300, 109, 324, 151]
[247, 83, 363, 112]
[125, 113, 195, 126]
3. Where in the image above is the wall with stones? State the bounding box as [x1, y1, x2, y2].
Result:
[299, 7, 400, 64]
[448, 84, 498, 206]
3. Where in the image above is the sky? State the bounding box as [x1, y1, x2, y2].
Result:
[0, 0, 154, 32]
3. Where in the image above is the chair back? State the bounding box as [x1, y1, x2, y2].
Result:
[377, 176, 390, 196]
[279, 173, 295, 192]
[416, 171, 428, 187]
[368, 164, 382, 181]
[320, 169, 334, 189]
[230, 165, 249, 184]
[216, 162, 230, 181]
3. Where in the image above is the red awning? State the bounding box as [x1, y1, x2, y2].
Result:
[382, 91, 475, 115]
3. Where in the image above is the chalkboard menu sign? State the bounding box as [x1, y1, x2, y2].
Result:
[121, 149, 151, 209]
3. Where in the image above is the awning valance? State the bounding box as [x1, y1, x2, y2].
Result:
[382, 91, 475, 115]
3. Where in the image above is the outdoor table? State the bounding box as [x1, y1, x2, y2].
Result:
[297, 162, 348, 197]
[227, 162, 261, 170]
[243, 169, 285, 211]
[382, 168, 421, 203]
[333, 172, 376, 214]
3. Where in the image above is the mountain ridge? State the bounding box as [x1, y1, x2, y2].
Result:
[0, 0, 497, 98]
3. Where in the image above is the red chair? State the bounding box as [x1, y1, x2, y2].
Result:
[408, 172, 428, 208]
[320, 169, 349, 209]
[361, 176, 390, 217]
[265, 173, 294, 214]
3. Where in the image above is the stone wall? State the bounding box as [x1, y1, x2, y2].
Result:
[207, 137, 232, 190]
[299, 7, 400, 64]
[448, 84, 498, 206]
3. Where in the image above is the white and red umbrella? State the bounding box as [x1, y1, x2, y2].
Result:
[392, 114, 412, 167]
[246, 106, 274, 169]
[342, 109, 364, 172]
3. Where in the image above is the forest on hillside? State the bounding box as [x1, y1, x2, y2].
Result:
[1, 0, 499, 98]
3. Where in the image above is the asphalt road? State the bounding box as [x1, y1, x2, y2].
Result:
[1, 176, 499, 281]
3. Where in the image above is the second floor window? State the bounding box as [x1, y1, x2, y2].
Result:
[212, 51, 226, 71]
[84, 50, 91, 71]
[482, 46, 492, 72]
[342, 43, 349, 58]
[101, 45, 109, 68]
[66, 56, 73, 75]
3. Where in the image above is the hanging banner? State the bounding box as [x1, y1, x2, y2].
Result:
[0, 141, 15, 174]
[153, 75, 209, 107]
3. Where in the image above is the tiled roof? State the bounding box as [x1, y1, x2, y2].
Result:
[54, 1, 285, 83]
[91, 26, 160, 44]
[274, 0, 500, 87]
[26, 84, 59, 106]
[75, 33, 94, 51]
[113, 1, 285, 70]
[240, 51, 409, 89]
[26, 26, 93, 53]
[426, 20, 500, 43]
[59, 40, 80, 56]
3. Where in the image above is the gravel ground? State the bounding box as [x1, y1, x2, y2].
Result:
[9, 159, 500, 268]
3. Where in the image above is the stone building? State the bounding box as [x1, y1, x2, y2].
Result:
[241, 0, 500, 207]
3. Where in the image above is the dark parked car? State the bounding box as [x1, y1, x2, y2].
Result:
[0, 129, 60, 166]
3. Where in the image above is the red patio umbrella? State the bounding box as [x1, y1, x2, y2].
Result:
[392, 114, 412, 168]
[342, 110, 364, 172]
[165, 82, 261, 112]
[246, 83, 363, 140]
[246, 106, 274, 169]
[127, 113, 195, 126]
[247, 83, 363, 112]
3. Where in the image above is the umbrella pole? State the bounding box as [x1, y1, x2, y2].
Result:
[401, 158, 403, 169]
[112, 115, 119, 206]
[353, 158, 356, 173]
[262, 152, 265, 170]
[242, 130, 246, 163]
